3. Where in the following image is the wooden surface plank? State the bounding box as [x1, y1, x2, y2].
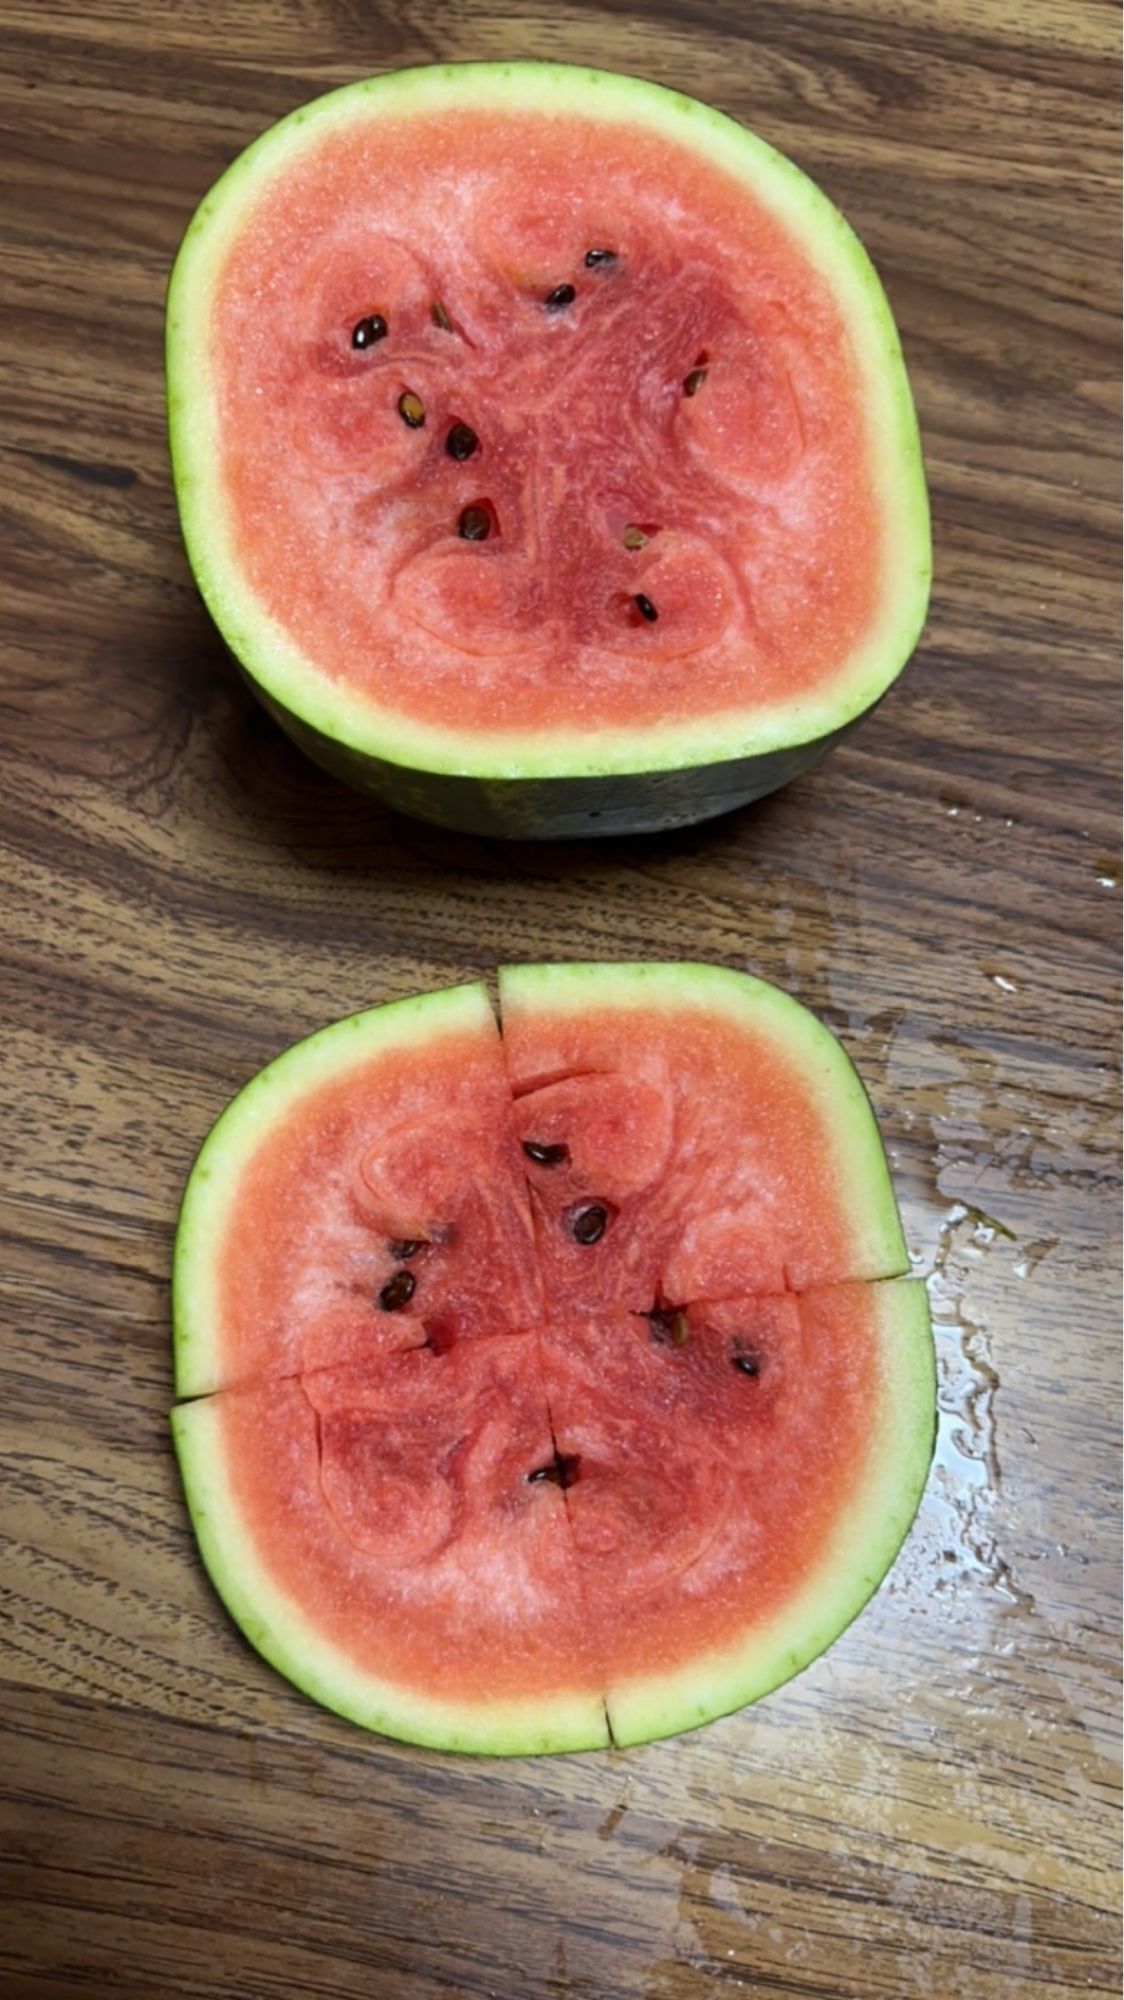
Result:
[1, 1, 1119, 1994]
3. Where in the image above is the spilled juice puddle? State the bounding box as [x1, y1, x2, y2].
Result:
[922, 1201, 1038, 1616]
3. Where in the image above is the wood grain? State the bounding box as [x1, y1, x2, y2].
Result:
[1, 2, 1119, 1995]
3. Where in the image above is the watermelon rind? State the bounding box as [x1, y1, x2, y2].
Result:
[166, 62, 931, 837]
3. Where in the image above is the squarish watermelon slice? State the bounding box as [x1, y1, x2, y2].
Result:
[172, 965, 935, 1753]
[167, 64, 930, 838]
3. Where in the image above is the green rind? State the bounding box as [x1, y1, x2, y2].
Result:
[252, 679, 855, 839]
[603, 1277, 936, 1747]
[497, 960, 909, 1282]
[171, 1396, 611, 1755]
[172, 981, 496, 1399]
[167, 61, 931, 827]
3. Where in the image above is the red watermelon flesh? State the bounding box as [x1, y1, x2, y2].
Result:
[203, 1340, 605, 1710]
[172, 968, 933, 1751]
[507, 989, 898, 1314]
[208, 109, 881, 737]
[538, 1288, 874, 1680]
[185, 999, 541, 1394]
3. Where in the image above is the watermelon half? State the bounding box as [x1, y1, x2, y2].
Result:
[167, 64, 930, 838]
[172, 965, 935, 1753]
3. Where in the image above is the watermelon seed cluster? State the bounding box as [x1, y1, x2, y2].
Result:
[344, 242, 688, 627]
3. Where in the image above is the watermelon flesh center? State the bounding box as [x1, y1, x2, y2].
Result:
[216, 111, 881, 733]
[176, 979, 926, 1741]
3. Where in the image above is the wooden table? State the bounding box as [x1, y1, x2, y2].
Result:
[2, 4, 1119, 1995]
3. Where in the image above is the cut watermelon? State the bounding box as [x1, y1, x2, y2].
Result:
[172, 965, 935, 1753]
[167, 64, 930, 838]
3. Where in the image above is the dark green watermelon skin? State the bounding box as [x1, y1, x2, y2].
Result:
[252, 674, 857, 839]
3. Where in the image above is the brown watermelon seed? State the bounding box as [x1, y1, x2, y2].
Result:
[351, 313, 388, 349]
[634, 593, 659, 623]
[545, 283, 576, 310]
[458, 504, 491, 542]
[683, 366, 708, 397]
[378, 1269, 416, 1311]
[432, 300, 453, 330]
[446, 421, 479, 462]
[622, 525, 648, 551]
[523, 1140, 569, 1166]
[389, 1238, 424, 1261]
[528, 1452, 582, 1488]
[584, 248, 618, 269]
[732, 1346, 761, 1377]
[571, 1203, 608, 1245]
[398, 389, 425, 429]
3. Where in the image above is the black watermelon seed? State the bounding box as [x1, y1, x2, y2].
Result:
[458, 504, 491, 541]
[545, 283, 576, 309]
[571, 1203, 608, 1245]
[379, 1269, 416, 1311]
[683, 366, 708, 397]
[398, 389, 425, 428]
[634, 593, 659, 623]
[446, 421, 479, 462]
[647, 1306, 689, 1347]
[528, 1452, 581, 1488]
[523, 1140, 569, 1166]
[432, 300, 453, 330]
[351, 313, 388, 349]
[389, 1238, 424, 1261]
[732, 1348, 761, 1377]
[584, 248, 618, 269]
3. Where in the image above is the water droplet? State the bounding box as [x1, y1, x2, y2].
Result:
[982, 963, 1019, 994]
